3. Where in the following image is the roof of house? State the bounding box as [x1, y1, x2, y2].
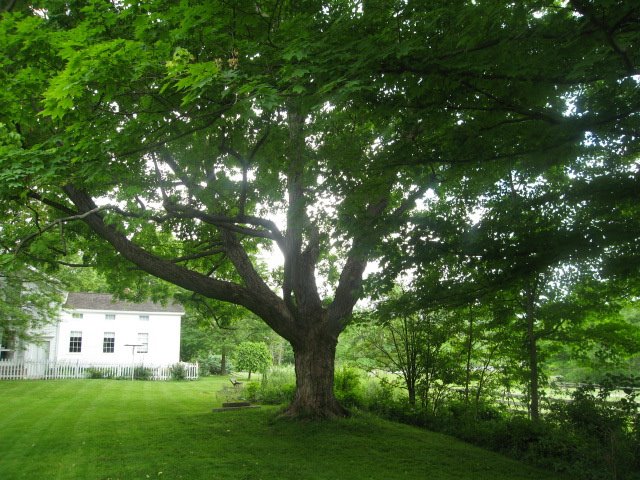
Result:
[64, 292, 185, 314]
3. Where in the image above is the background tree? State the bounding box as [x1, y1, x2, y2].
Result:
[546, 300, 640, 385]
[363, 294, 462, 410]
[234, 341, 272, 381]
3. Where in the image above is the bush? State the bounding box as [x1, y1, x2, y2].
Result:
[256, 383, 296, 405]
[86, 367, 106, 379]
[362, 376, 398, 413]
[169, 363, 187, 381]
[334, 366, 366, 408]
[245, 381, 260, 401]
[134, 366, 153, 380]
[246, 365, 296, 405]
[546, 382, 640, 479]
[199, 354, 233, 376]
[363, 380, 640, 480]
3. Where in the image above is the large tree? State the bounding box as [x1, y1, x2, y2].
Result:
[1, 0, 638, 417]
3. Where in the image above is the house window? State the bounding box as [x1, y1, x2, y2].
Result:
[105, 314, 115, 321]
[0, 332, 16, 360]
[137, 333, 148, 353]
[103, 332, 115, 353]
[69, 331, 82, 352]
[139, 315, 149, 321]
[72, 313, 83, 319]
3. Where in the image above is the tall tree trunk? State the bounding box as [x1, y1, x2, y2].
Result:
[464, 306, 474, 406]
[284, 331, 347, 418]
[475, 344, 498, 413]
[221, 344, 227, 376]
[407, 382, 417, 406]
[527, 324, 540, 421]
[524, 279, 540, 421]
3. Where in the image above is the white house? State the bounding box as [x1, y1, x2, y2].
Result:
[21, 292, 185, 366]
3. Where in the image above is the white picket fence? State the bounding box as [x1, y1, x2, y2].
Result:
[0, 359, 199, 381]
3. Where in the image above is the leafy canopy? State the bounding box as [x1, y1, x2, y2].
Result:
[0, 0, 638, 359]
[234, 341, 272, 377]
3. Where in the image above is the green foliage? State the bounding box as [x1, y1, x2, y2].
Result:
[245, 365, 296, 405]
[334, 366, 365, 408]
[133, 366, 153, 381]
[356, 382, 639, 480]
[169, 363, 187, 381]
[338, 298, 640, 476]
[0, 259, 64, 348]
[233, 341, 272, 379]
[244, 381, 260, 402]
[198, 354, 234, 376]
[85, 368, 107, 379]
[545, 381, 640, 478]
[1, 0, 639, 419]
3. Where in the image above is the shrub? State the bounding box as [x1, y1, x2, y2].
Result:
[199, 354, 234, 376]
[245, 381, 260, 401]
[362, 376, 398, 413]
[246, 365, 296, 405]
[257, 383, 296, 405]
[134, 366, 153, 380]
[546, 382, 640, 479]
[334, 366, 365, 408]
[169, 363, 187, 381]
[368, 380, 640, 480]
[86, 367, 105, 379]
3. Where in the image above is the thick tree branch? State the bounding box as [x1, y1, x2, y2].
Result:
[163, 203, 286, 250]
[61, 184, 297, 339]
[220, 127, 270, 218]
[459, 81, 562, 125]
[170, 248, 226, 263]
[328, 192, 392, 331]
[295, 222, 323, 316]
[570, 0, 636, 74]
[220, 229, 275, 295]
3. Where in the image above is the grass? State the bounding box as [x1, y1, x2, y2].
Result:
[0, 377, 568, 480]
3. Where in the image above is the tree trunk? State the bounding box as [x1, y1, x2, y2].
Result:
[221, 345, 227, 376]
[464, 307, 474, 406]
[524, 280, 540, 421]
[527, 321, 540, 421]
[284, 334, 347, 419]
[407, 382, 417, 406]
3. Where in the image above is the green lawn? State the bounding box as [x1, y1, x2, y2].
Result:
[0, 377, 566, 480]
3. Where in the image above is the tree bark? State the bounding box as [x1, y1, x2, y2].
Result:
[284, 331, 347, 419]
[407, 382, 417, 406]
[221, 345, 227, 375]
[464, 306, 474, 406]
[524, 279, 540, 421]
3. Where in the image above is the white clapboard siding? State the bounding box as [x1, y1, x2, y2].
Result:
[0, 359, 198, 381]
